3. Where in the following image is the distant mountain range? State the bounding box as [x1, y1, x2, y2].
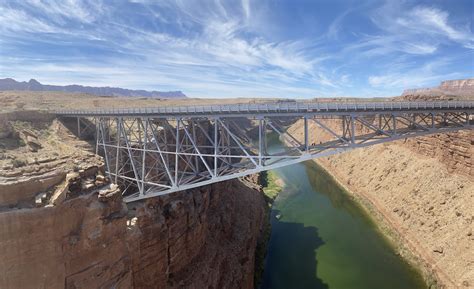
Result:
[0, 78, 187, 98]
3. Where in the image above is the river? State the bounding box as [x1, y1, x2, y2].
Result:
[260, 134, 426, 289]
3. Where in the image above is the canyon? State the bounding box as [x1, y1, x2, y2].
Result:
[0, 82, 473, 288]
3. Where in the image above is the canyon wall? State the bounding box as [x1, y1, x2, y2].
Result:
[287, 118, 473, 288]
[127, 175, 265, 289]
[0, 114, 266, 289]
[401, 78, 474, 100]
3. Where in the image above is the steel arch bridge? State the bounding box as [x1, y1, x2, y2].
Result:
[57, 101, 474, 203]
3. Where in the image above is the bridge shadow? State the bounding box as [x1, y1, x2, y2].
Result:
[260, 209, 328, 289]
[59, 117, 96, 141]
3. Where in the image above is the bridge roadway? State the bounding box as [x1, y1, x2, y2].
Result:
[57, 100, 474, 202]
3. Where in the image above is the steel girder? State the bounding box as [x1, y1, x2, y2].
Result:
[90, 110, 473, 202]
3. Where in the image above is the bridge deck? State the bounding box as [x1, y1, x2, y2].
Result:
[55, 100, 474, 117]
[57, 100, 474, 202]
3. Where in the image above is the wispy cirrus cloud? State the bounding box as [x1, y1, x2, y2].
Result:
[0, 0, 472, 98]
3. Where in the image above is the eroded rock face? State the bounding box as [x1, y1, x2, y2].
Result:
[404, 130, 473, 177]
[127, 177, 266, 289]
[400, 78, 474, 100]
[439, 79, 474, 91]
[0, 169, 265, 289]
[0, 184, 131, 289]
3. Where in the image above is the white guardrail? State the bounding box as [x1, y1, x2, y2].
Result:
[54, 101, 474, 116]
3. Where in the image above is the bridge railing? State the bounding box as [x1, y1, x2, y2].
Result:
[54, 100, 474, 116]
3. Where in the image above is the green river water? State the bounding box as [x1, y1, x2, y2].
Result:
[260, 134, 426, 289]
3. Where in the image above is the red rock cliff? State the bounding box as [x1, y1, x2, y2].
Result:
[0, 115, 267, 289]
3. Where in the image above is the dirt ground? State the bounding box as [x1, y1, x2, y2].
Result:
[0, 90, 280, 113]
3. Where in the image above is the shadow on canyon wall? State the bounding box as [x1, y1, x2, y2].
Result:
[304, 162, 370, 221]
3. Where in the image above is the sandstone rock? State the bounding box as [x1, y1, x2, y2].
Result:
[0, 170, 66, 207]
[49, 180, 69, 206]
[98, 184, 120, 202]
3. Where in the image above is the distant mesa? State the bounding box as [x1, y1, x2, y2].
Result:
[0, 78, 187, 99]
[400, 78, 474, 100]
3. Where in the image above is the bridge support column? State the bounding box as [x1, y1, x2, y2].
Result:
[175, 118, 180, 186]
[95, 118, 99, 155]
[77, 117, 81, 138]
[304, 116, 308, 153]
[258, 117, 265, 167]
[214, 117, 218, 177]
[392, 114, 397, 135]
[350, 115, 355, 145]
[115, 118, 121, 184]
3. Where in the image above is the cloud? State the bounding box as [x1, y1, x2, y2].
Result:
[368, 58, 461, 89]
[0, 0, 472, 98]
[368, 3, 474, 53]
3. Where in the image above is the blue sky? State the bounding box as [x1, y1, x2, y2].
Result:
[0, 0, 473, 98]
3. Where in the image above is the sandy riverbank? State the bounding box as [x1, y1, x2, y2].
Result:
[312, 143, 473, 289]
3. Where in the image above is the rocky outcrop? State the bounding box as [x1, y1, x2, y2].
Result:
[0, 168, 132, 289]
[403, 131, 473, 177]
[439, 79, 474, 91]
[401, 78, 474, 100]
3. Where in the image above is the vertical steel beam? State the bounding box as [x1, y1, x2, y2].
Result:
[98, 120, 112, 181]
[214, 118, 218, 177]
[304, 116, 309, 152]
[141, 118, 148, 195]
[77, 117, 81, 138]
[350, 115, 355, 145]
[115, 118, 121, 183]
[95, 117, 99, 155]
[174, 118, 180, 186]
[258, 117, 264, 167]
[392, 114, 397, 135]
[342, 116, 346, 139]
[192, 121, 199, 172]
[119, 118, 143, 195]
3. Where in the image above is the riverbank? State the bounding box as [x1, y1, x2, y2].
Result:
[314, 158, 438, 287]
[313, 141, 474, 288]
[254, 171, 285, 287]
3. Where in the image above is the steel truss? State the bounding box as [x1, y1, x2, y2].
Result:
[79, 108, 473, 202]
